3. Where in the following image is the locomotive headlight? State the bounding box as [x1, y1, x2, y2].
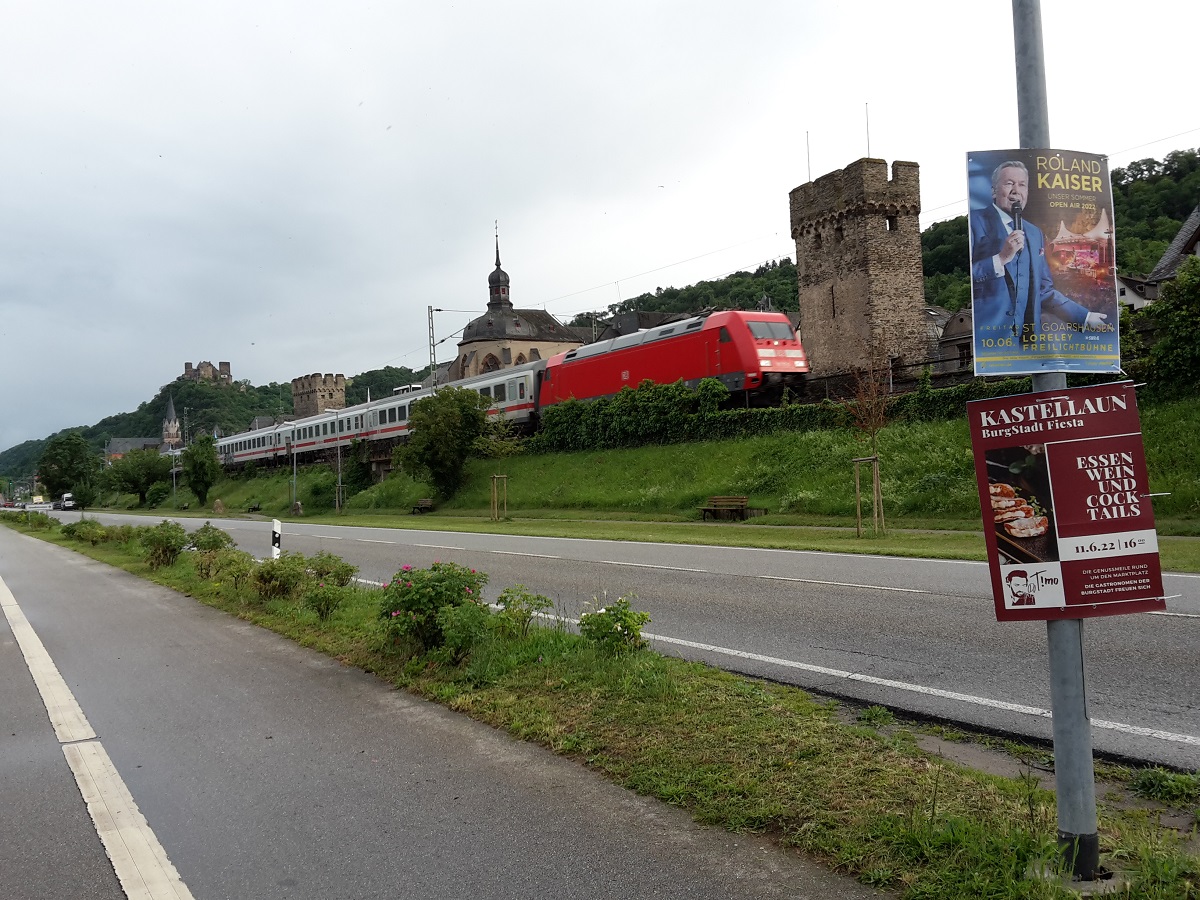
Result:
[784, 350, 806, 358]
[757, 349, 777, 357]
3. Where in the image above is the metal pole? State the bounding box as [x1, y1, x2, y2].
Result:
[335, 411, 342, 512]
[1013, 0, 1100, 880]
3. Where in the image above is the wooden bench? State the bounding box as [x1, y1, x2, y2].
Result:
[697, 496, 749, 521]
[247, 503, 262, 513]
[412, 498, 434, 514]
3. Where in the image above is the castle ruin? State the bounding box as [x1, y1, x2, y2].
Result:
[183, 361, 232, 383]
[291, 373, 347, 419]
[789, 158, 927, 377]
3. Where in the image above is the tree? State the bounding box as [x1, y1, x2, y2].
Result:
[1145, 257, 1200, 399]
[399, 387, 492, 498]
[108, 448, 173, 506]
[38, 431, 101, 499]
[181, 433, 222, 506]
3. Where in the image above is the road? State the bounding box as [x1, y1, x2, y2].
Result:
[1, 526, 879, 900]
[75, 511, 1200, 770]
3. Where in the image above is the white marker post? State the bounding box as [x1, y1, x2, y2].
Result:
[271, 519, 282, 559]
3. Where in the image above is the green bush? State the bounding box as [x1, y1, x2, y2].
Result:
[252, 552, 309, 601]
[496, 584, 553, 638]
[140, 520, 189, 569]
[578, 594, 650, 654]
[302, 582, 350, 621]
[213, 549, 256, 592]
[23, 511, 58, 531]
[435, 600, 492, 663]
[146, 481, 171, 509]
[62, 519, 107, 546]
[379, 561, 488, 651]
[307, 550, 357, 587]
[104, 524, 138, 546]
[190, 522, 236, 552]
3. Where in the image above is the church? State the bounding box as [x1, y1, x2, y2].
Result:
[445, 240, 581, 382]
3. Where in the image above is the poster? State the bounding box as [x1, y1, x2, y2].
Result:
[966, 148, 1121, 376]
[968, 382, 1164, 622]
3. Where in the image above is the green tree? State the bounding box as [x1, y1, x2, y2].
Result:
[1145, 257, 1200, 399]
[399, 387, 492, 498]
[38, 431, 101, 499]
[108, 448, 173, 506]
[181, 433, 222, 506]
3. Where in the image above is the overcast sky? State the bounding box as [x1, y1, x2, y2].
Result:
[2, 1, 1196, 454]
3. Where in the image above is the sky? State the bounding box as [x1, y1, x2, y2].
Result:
[2, 0, 1197, 454]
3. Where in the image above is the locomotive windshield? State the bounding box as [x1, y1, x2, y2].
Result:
[746, 320, 795, 341]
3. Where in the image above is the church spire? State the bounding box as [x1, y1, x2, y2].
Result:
[487, 223, 512, 311]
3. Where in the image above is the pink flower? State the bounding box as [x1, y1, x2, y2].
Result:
[465, 587, 472, 594]
[406, 581, 413, 588]
[391, 610, 401, 617]
[401, 565, 412, 572]
[383, 582, 390, 589]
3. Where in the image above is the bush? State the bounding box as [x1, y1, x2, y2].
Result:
[496, 584, 553, 638]
[190, 522, 235, 552]
[307, 550, 357, 587]
[23, 511, 58, 531]
[435, 600, 492, 663]
[379, 561, 488, 651]
[302, 582, 350, 621]
[104, 524, 137, 546]
[252, 552, 309, 601]
[140, 520, 189, 569]
[213, 549, 256, 592]
[62, 519, 107, 545]
[578, 594, 650, 654]
[146, 481, 171, 509]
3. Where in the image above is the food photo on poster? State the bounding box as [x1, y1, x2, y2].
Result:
[966, 148, 1121, 377]
[968, 383, 1165, 622]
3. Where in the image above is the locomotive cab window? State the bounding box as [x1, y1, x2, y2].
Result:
[747, 321, 796, 341]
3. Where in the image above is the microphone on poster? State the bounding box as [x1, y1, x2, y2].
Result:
[1011, 200, 1023, 257]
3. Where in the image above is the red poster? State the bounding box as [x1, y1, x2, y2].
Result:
[968, 382, 1164, 622]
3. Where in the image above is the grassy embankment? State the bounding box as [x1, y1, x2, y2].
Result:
[147, 397, 1200, 570]
[6, 511, 1199, 900]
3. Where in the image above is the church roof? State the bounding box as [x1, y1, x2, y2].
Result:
[461, 308, 573, 344]
[164, 395, 177, 421]
[1148, 205, 1200, 282]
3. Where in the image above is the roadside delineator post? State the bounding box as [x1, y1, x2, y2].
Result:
[271, 519, 281, 560]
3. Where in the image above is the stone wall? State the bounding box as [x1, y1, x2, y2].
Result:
[789, 158, 926, 377]
[182, 360, 233, 383]
[291, 373, 347, 419]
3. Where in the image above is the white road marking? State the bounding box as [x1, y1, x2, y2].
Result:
[1, 582, 95, 744]
[644, 630, 1200, 748]
[0, 576, 196, 900]
[1149, 610, 1200, 619]
[64, 742, 195, 900]
[359, 539, 395, 544]
[413, 543, 465, 551]
[759, 575, 932, 594]
[599, 560, 706, 572]
[491, 551, 561, 559]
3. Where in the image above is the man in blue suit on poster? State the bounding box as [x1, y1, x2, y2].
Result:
[970, 159, 1108, 368]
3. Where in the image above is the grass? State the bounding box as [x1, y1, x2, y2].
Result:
[9, 514, 1200, 899]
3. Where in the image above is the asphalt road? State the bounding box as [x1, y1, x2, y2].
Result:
[70, 511, 1200, 770]
[1, 526, 880, 900]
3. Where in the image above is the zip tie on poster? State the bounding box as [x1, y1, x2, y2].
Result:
[1141, 492, 1171, 497]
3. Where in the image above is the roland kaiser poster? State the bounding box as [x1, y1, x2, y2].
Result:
[966, 149, 1121, 376]
[968, 382, 1164, 623]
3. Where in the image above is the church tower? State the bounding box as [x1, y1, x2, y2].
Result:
[162, 395, 182, 448]
[449, 235, 582, 380]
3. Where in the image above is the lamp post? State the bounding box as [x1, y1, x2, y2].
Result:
[327, 408, 343, 512]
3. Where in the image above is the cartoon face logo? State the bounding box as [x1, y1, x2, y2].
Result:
[1005, 569, 1037, 606]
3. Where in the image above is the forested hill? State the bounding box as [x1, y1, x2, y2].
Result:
[1, 363, 428, 480]
[922, 147, 1200, 311]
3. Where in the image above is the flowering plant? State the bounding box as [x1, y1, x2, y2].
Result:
[378, 561, 488, 651]
[578, 593, 650, 654]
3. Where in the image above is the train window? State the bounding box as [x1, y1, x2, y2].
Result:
[747, 321, 795, 340]
[494, 382, 506, 402]
[719, 327, 733, 343]
[518, 380, 526, 399]
[508, 380, 517, 401]
[478, 386, 491, 398]
[399, 405, 407, 420]
[322, 423, 328, 436]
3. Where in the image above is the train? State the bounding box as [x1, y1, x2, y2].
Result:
[214, 309, 809, 470]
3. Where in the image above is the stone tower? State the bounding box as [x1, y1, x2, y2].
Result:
[291, 373, 347, 419]
[789, 158, 926, 378]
